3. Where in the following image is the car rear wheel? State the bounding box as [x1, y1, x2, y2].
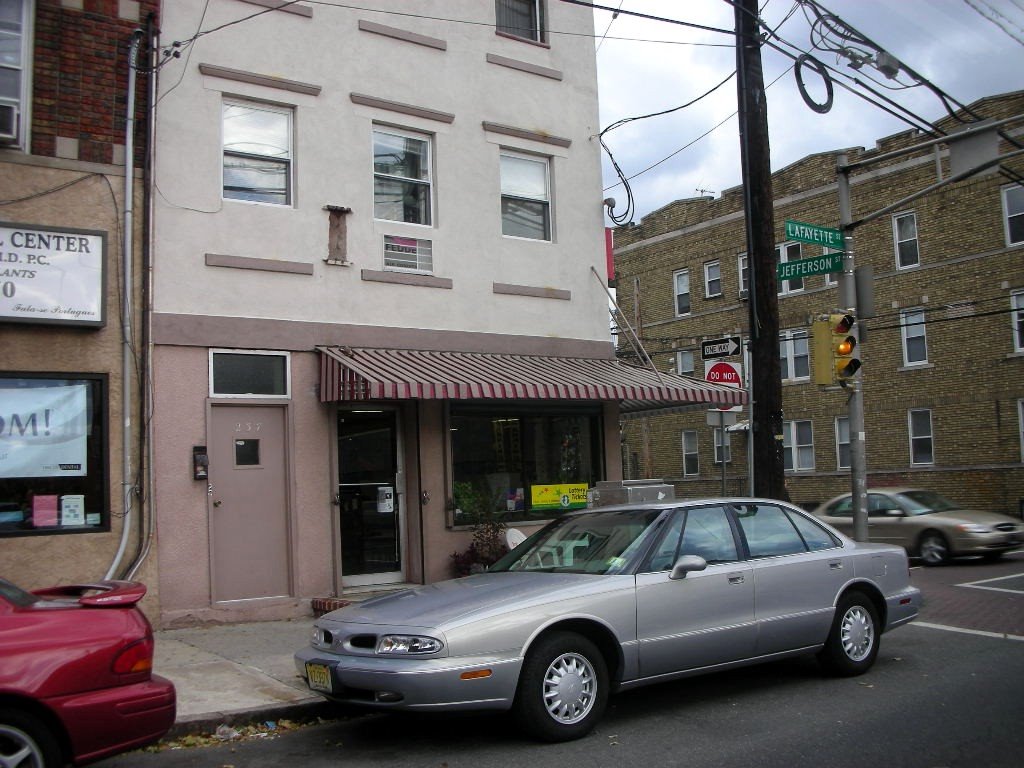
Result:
[818, 590, 879, 677]
[919, 531, 950, 566]
[0, 708, 63, 768]
[513, 631, 608, 742]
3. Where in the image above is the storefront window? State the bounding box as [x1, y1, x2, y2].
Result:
[0, 374, 108, 536]
[449, 404, 602, 525]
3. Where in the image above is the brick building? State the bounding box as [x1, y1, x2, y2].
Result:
[0, 1, 159, 591]
[613, 91, 1024, 516]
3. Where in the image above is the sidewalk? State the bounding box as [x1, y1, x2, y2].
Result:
[153, 617, 332, 738]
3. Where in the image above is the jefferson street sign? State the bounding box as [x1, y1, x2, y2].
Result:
[784, 220, 845, 250]
[701, 336, 741, 359]
[777, 250, 843, 281]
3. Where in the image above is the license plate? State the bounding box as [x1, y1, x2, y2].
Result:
[305, 662, 333, 693]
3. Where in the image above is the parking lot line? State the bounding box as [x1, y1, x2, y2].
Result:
[956, 573, 1024, 595]
[912, 621, 1024, 642]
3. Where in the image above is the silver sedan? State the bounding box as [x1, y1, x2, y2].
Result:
[295, 499, 920, 742]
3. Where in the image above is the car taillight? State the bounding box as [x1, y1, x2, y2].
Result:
[113, 637, 155, 675]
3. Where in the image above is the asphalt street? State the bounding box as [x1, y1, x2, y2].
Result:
[101, 552, 1024, 768]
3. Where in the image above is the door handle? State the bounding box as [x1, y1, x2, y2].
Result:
[213, 500, 222, 508]
[829, 561, 843, 570]
[728, 574, 745, 585]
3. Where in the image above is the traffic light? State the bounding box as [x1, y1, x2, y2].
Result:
[811, 312, 861, 385]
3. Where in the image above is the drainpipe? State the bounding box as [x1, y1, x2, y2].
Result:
[105, 29, 145, 581]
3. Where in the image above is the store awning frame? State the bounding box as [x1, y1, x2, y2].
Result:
[318, 346, 746, 411]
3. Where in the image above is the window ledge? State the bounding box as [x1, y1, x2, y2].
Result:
[198, 63, 321, 96]
[898, 362, 935, 372]
[494, 31, 551, 49]
[361, 269, 452, 289]
[1006, 350, 1024, 359]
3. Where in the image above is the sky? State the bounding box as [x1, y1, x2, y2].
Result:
[590, 0, 1024, 224]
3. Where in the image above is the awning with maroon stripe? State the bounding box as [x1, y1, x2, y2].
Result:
[318, 346, 747, 411]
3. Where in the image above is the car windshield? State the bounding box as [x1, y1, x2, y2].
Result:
[490, 507, 668, 575]
[891, 490, 961, 515]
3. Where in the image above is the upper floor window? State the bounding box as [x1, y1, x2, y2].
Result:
[1006, 185, 1024, 246]
[835, 416, 850, 470]
[374, 127, 432, 225]
[900, 309, 928, 366]
[682, 430, 698, 477]
[0, 0, 30, 149]
[783, 419, 814, 471]
[738, 254, 749, 297]
[1013, 290, 1024, 352]
[713, 427, 731, 464]
[222, 99, 293, 205]
[908, 408, 934, 465]
[776, 242, 803, 295]
[673, 269, 691, 316]
[500, 151, 550, 240]
[704, 260, 721, 298]
[496, 0, 545, 43]
[893, 211, 919, 268]
[676, 350, 694, 376]
[779, 329, 809, 381]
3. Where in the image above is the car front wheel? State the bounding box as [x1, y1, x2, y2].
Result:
[919, 531, 950, 566]
[818, 590, 880, 677]
[513, 631, 608, 742]
[0, 708, 63, 768]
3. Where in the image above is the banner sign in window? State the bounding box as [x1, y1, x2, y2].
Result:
[0, 223, 106, 326]
[0, 384, 89, 478]
[531, 483, 588, 511]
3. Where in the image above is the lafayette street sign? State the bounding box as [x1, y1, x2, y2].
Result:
[701, 336, 742, 359]
[784, 219, 845, 249]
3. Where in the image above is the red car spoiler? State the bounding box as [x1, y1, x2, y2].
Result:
[31, 580, 148, 607]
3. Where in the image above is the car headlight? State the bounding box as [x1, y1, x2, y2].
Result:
[376, 634, 443, 654]
[957, 524, 990, 533]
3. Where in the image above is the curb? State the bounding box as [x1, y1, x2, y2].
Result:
[166, 698, 335, 739]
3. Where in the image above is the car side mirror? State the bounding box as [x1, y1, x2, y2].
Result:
[669, 555, 708, 580]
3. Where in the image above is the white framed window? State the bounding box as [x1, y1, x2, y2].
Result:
[682, 430, 699, 477]
[495, 0, 545, 42]
[222, 99, 293, 205]
[893, 211, 920, 268]
[835, 416, 850, 470]
[500, 151, 550, 240]
[1019, 400, 1024, 463]
[776, 242, 803, 295]
[900, 309, 928, 366]
[210, 350, 291, 398]
[0, 0, 31, 149]
[779, 329, 810, 381]
[738, 254, 749, 297]
[1012, 290, 1024, 352]
[673, 269, 691, 316]
[908, 408, 934, 465]
[704, 260, 721, 298]
[1003, 185, 1024, 246]
[783, 419, 814, 471]
[374, 126, 432, 225]
[713, 427, 731, 464]
[383, 235, 433, 273]
[676, 350, 695, 376]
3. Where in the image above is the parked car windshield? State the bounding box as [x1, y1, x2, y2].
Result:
[490, 508, 668, 575]
[892, 490, 961, 515]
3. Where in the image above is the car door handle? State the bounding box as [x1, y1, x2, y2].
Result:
[829, 561, 843, 570]
[728, 574, 745, 585]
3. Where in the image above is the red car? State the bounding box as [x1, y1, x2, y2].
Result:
[0, 579, 176, 766]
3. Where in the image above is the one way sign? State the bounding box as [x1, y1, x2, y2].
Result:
[701, 336, 742, 360]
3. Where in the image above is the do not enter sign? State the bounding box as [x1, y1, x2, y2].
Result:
[705, 360, 743, 412]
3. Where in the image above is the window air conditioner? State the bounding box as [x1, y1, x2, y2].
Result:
[0, 104, 18, 143]
[738, 288, 749, 299]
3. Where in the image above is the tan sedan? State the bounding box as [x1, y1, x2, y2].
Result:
[815, 488, 1024, 566]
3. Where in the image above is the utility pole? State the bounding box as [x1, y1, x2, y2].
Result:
[734, 0, 788, 501]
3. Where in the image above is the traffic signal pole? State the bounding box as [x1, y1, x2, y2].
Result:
[837, 154, 869, 542]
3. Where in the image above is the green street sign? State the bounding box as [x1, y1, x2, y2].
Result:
[784, 220, 845, 250]
[777, 251, 844, 281]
